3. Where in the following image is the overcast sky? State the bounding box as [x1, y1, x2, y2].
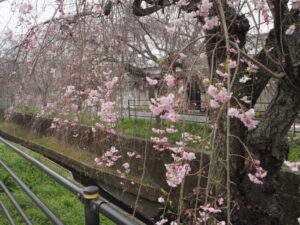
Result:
[0, 0, 59, 38]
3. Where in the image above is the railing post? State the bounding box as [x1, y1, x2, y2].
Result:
[83, 186, 100, 225]
[128, 99, 131, 119]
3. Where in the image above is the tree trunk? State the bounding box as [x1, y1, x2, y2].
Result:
[203, 3, 300, 225]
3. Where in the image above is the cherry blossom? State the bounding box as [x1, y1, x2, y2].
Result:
[146, 77, 158, 86]
[152, 128, 166, 134]
[228, 108, 240, 118]
[217, 221, 226, 225]
[127, 152, 136, 157]
[19, 3, 33, 14]
[240, 108, 256, 129]
[105, 77, 118, 89]
[165, 26, 176, 35]
[247, 160, 267, 184]
[95, 146, 121, 167]
[228, 60, 237, 69]
[284, 161, 300, 172]
[156, 219, 168, 225]
[150, 93, 179, 118]
[176, 0, 189, 6]
[151, 136, 168, 144]
[165, 163, 191, 187]
[164, 74, 176, 87]
[64, 86, 75, 97]
[98, 101, 117, 123]
[166, 126, 178, 133]
[201, 204, 221, 213]
[239, 75, 251, 83]
[228, 108, 256, 130]
[286, 25, 296, 35]
[199, 0, 213, 17]
[158, 197, 165, 203]
[203, 16, 219, 30]
[216, 69, 229, 78]
[240, 96, 251, 104]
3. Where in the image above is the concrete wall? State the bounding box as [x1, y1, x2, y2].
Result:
[0, 110, 299, 224]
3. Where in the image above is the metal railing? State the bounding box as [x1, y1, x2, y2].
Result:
[127, 99, 208, 123]
[0, 136, 144, 225]
[127, 99, 300, 133]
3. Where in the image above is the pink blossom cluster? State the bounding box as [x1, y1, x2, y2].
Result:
[197, 204, 223, 224]
[246, 61, 259, 71]
[87, 90, 101, 105]
[151, 136, 168, 144]
[247, 160, 267, 184]
[181, 132, 201, 143]
[239, 75, 252, 83]
[19, 3, 33, 14]
[165, 26, 176, 35]
[203, 16, 219, 30]
[146, 77, 158, 86]
[216, 69, 229, 78]
[117, 163, 130, 178]
[171, 151, 196, 162]
[198, 0, 213, 17]
[64, 85, 75, 97]
[200, 204, 221, 213]
[152, 128, 165, 134]
[90, 3, 104, 17]
[176, 0, 189, 6]
[126, 151, 141, 159]
[150, 94, 180, 122]
[98, 101, 117, 123]
[95, 146, 121, 167]
[228, 108, 256, 129]
[155, 219, 169, 225]
[252, 0, 270, 23]
[164, 74, 176, 87]
[284, 160, 300, 172]
[207, 85, 232, 108]
[165, 163, 191, 187]
[49, 118, 61, 129]
[105, 77, 118, 90]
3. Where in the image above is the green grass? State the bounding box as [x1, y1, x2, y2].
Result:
[287, 134, 300, 162]
[16, 106, 40, 116]
[116, 118, 211, 149]
[0, 122, 155, 187]
[0, 143, 115, 225]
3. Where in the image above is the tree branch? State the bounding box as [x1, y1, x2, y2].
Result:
[229, 41, 285, 79]
[132, 0, 162, 16]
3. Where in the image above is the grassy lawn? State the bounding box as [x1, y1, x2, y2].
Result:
[0, 143, 115, 225]
[116, 118, 211, 149]
[287, 134, 300, 162]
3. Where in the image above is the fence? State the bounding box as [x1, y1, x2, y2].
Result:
[127, 99, 208, 123]
[127, 99, 300, 133]
[0, 136, 144, 225]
